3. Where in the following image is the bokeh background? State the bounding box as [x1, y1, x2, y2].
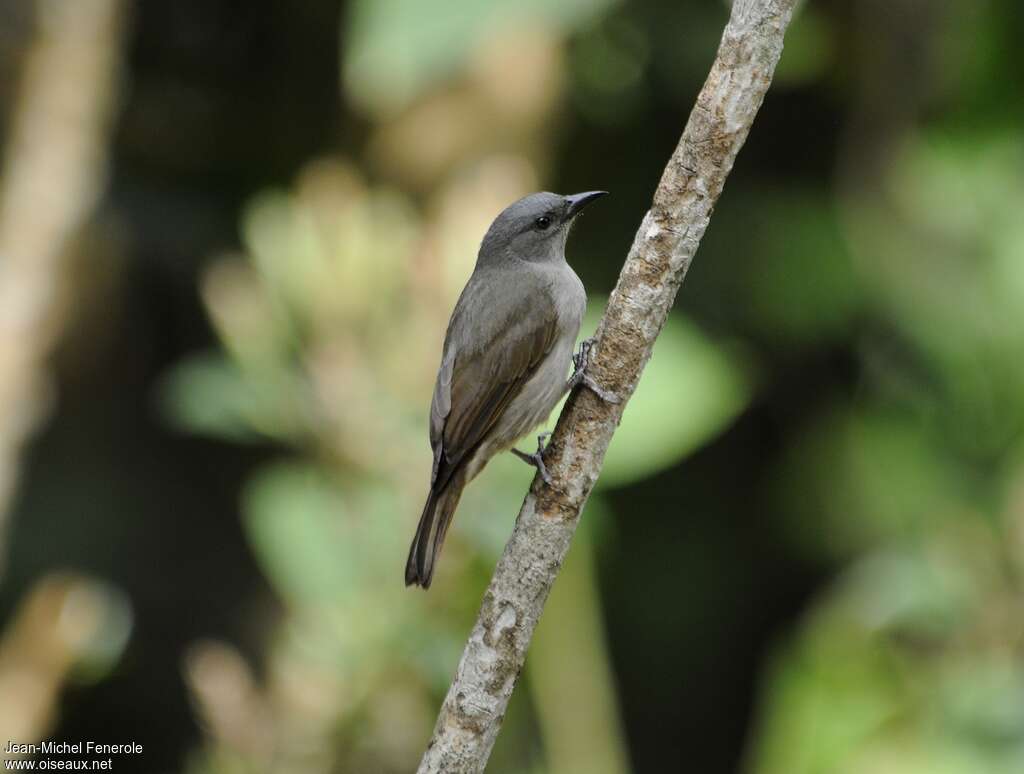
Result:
[1, 0, 1023, 771]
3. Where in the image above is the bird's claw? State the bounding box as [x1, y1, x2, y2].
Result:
[569, 338, 620, 403]
[580, 373, 620, 403]
[511, 432, 554, 486]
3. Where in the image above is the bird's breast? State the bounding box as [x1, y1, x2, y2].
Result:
[550, 264, 586, 329]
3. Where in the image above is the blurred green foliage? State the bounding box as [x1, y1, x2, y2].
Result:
[161, 0, 1024, 771]
[3, 0, 1022, 771]
[345, 0, 614, 115]
[743, 9, 1024, 770]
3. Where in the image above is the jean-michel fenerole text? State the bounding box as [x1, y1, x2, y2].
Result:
[5, 741, 143, 756]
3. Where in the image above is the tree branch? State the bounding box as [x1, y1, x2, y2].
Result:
[417, 1, 799, 770]
[0, 0, 125, 576]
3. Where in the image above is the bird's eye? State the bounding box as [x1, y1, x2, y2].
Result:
[534, 215, 552, 230]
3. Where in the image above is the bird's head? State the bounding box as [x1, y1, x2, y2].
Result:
[478, 190, 608, 266]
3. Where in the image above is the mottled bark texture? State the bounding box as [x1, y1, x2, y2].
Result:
[417, 1, 799, 771]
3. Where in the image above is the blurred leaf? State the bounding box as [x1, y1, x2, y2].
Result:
[344, 0, 613, 115]
[848, 131, 1024, 458]
[68, 581, 134, 685]
[942, 659, 1024, 746]
[748, 546, 1024, 774]
[934, 0, 1017, 118]
[243, 462, 392, 606]
[570, 13, 650, 126]
[747, 562, 911, 774]
[593, 309, 753, 488]
[244, 463, 349, 606]
[831, 550, 970, 641]
[749, 194, 860, 346]
[749, 631, 903, 774]
[243, 462, 473, 695]
[240, 170, 419, 337]
[772, 403, 972, 559]
[160, 352, 309, 443]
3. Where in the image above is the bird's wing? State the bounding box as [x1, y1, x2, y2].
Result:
[428, 287, 560, 492]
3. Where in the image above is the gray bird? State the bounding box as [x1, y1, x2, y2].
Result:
[405, 190, 613, 589]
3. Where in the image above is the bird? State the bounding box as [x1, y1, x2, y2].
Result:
[405, 190, 615, 589]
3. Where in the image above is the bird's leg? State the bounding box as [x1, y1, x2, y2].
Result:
[567, 338, 620, 403]
[511, 432, 554, 486]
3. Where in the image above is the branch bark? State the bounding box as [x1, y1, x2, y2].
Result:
[417, 1, 799, 770]
[0, 0, 125, 575]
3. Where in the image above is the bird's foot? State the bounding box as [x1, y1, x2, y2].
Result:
[568, 338, 620, 403]
[511, 432, 553, 486]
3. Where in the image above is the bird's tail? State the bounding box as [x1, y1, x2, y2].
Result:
[405, 480, 464, 589]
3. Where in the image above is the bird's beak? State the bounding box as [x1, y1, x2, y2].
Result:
[564, 190, 608, 220]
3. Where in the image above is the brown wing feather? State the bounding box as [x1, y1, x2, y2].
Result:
[430, 298, 559, 493]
